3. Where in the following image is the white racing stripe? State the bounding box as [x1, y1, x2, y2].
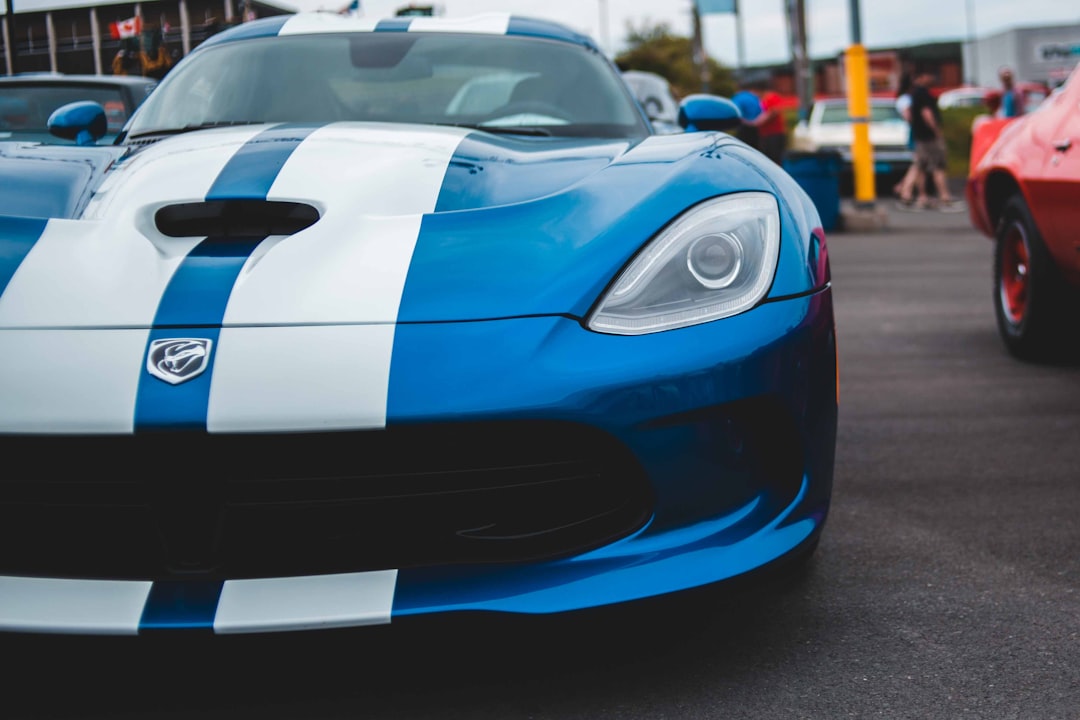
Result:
[81, 126, 266, 222]
[276, 12, 510, 35]
[0, 127, 264, 330]
[407, 13, 511, 34]
[0, 576, 151, 635]
[223, 123, 469, 325]
[0, 218, 197, 329]
[213, 570, 398, 634]
[0, 128, 260, 431]
[278, 13, 381, 34]
[206, 124, 469, 432]
[207, 324, 395, 431]
[0, 329, 148, 432]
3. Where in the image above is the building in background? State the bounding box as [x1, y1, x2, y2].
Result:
[0, 0, 458, 76]
[963, 22, 1080, 88]
[750, 40, 963, 101]
[1, 0, 294, 76]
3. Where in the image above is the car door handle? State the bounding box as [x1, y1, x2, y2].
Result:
[1053, 138, 1072, 152]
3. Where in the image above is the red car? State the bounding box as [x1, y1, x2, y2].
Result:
[966, 66, 1080, 361]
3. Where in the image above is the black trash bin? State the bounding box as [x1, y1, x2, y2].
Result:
[782, 150, 843, 232]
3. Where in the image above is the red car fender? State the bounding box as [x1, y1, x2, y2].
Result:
[965, 116, 1022, 238]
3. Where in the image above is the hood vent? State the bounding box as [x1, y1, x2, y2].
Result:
[155, 200, 320, 238]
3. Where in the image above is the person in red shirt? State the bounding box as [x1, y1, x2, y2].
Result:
[747, 77, 787, 165]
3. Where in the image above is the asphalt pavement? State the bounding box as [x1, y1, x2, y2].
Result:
[9, 189, 1080, 720]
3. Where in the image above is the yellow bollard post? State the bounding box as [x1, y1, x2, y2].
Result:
[844, 43, 876, 206]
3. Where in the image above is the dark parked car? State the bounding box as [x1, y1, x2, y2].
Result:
[0, 73, 156, 145]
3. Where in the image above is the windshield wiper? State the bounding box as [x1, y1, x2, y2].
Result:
[127, 121, 265, 140]
[445, 123, 554, 137]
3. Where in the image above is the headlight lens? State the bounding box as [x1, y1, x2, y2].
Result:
[588, 192, 780, 335]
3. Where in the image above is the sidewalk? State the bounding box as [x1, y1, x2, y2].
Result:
[834, 177, 972, 234]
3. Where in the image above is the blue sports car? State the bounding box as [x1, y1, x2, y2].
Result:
[0, 12, 837, 635]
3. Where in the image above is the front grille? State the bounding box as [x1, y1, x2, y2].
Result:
[0, 422, 651, 581]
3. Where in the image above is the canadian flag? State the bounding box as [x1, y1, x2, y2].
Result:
[109, 16, 143, 40]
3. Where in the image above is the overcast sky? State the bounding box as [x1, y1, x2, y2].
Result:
[283, 0, 1080, 68]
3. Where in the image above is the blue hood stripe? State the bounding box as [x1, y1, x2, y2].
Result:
[0, 216, 48, 298]
[206, 124, 318, 200]
[375, 18, 413, 31]
[506, 17, 597, 48]
[136, 125, 313, 432]
[135, 327, 221, 430]
[139, 580, 224, 631]
[155, 236, 265, 327]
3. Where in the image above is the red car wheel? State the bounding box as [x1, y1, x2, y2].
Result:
[992, 195, 1077, 361]
[998, 220, 1029, 327]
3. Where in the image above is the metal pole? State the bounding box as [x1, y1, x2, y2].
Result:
[734, 0, 745, 76]
[846, 0, 876, 207]
[46, 11, 56, 72]
[598, 0, 610, 57]
[791, 0, 811, 121]
[692, 3, 709, 93]
[90, 7, 102, 75]
[965, 0, 977, 85]
[3, 0, 17, 75]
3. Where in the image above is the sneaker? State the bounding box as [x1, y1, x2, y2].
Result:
[896, 197, 933, 212]
[937, 199, 966, 213]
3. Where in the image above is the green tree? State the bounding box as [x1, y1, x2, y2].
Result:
[614, 22, 735, 99]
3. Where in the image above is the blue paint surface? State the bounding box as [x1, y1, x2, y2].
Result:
[0, 216, 47, 296]
[206, 124, 317, 201]
[140, 580, 224, 630]
[135, 328, 220, 431]
[153, 237, 264, 327]
[374, 18, 413, 31]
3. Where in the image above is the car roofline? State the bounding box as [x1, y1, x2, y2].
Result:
[197, 12, 600, 53]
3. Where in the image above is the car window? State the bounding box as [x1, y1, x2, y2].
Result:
[128, 33, 647, 139]
[819, 103, 902, 124]
[0, 84, 132, 136]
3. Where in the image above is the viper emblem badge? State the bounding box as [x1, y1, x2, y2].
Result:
[147, 338, 213, 385]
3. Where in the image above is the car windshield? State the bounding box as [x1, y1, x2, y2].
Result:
[126, 33, 648, 139]
[819, 103, 902, 124]
[0, 83, 131, 137]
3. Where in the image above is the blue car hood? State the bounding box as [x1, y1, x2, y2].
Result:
[0, 122, 812, 330]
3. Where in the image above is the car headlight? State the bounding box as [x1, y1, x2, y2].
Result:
[588, 192, 780, 335]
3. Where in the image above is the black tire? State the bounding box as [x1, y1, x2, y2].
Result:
[993, 194, 1077, 361]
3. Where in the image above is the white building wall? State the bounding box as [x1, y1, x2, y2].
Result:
[964, 23, 1080, 88]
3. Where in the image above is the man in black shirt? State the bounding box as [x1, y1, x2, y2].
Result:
[907, 70, 963, 211]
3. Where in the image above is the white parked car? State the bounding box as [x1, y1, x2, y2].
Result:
[791, 97, 913, 192]
[621, 70, 681, 134]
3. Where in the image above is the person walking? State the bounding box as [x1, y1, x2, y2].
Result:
[747, 76, 787, 165]
[731, 74, 764, 152]
[892, 72, 925, 206]
[905, 68, 963, 212]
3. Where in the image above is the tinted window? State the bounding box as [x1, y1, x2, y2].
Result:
[0, 84, 131, 135]
[819, 103, 902, 124]
[128, 33, 647, 139]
